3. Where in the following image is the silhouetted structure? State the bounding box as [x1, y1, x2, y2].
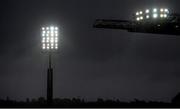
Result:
[47, 53, 53, 105]
[93, 13, 180, 35]
[172, 92, 180, 105]
[1, 92, 180, 108]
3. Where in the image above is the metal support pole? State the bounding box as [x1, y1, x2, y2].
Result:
[47, 52, 53, 105]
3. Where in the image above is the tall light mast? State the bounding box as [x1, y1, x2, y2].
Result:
[41, 26, 59, 105]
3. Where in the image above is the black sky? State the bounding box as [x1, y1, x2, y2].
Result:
[1, 0, 180, 102]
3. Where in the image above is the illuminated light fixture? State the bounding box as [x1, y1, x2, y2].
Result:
[146, 15, 150, 19]
[41, 26, 59, 50]
[43, 31, 46, 34]
[146, 9, 149, 13]
[164, 9, 169, 12]
[136, 17, 140, 21]
[135, 8, 169, 21]
[55, 38, 58, 42]
[55, 31, 58, 34]
[42, 38, 45, 42]
[160, 8, 164, 12]
[42, 39, 45, 43]
[160, 14, 164, 18]
[55, 27, 58, 30]
[51, 39, 54, 43]
[153, 13, 158, 18]
[42, 44, 46, 49]
[140, 16, 143, 20]
[153, 8, 157, 12]
[50, 26, 54, 30]
[140, 11, 143, 14]
[136, 12, 139, 15]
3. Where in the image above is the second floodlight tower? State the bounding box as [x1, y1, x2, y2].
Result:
[135, 8, 169, 21]
[41, 26, 59, 104]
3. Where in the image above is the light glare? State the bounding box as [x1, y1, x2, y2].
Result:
[50, 26, 54, 30]
[136, 17, 140, 21]
[136, 12, 139, 15]
[55, 27, 58, 30]
[146, 15, 150, 19]
[146, 9, 149, 13]
[153, 14, 158, 18]
[160, 14, 164, 18]
[140, 16, 143, 20]
[160, 8, 164, 12]
[165, 9, 168, 12]
[43, 31, 46, 34]
[153, 8, 157, 12]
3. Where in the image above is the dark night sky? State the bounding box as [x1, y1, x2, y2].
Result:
[1, 0, 180, 102]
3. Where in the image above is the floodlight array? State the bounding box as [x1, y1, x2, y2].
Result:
[42, 26, 59, 50]
[135, 8, 169, 21]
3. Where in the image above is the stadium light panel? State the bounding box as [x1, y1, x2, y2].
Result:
[41, 26, 59, 50]
[135, 8, 169, 21]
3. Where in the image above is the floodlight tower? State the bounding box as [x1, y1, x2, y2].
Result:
[93, 7, 180, 35]
[41, 26, 59, 105]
